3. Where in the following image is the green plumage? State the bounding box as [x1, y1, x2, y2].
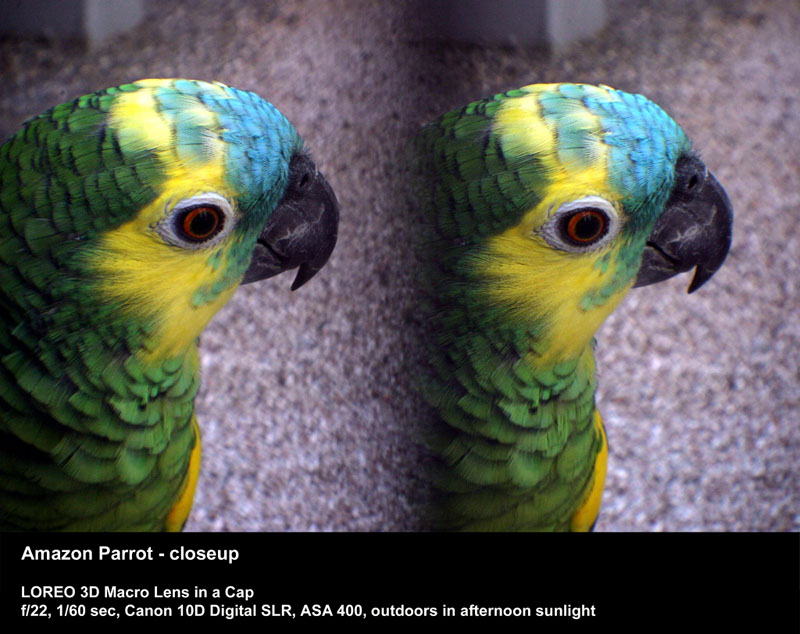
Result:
[421, 322, 599, 531]
[422, 89, 546, 242]
[0, 87, 178, 530]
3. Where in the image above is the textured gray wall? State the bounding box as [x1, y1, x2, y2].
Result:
[2, 0, 144, 48]
[414, 0, 606, 48]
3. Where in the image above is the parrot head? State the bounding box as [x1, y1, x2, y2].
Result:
[1, 78, 339, 361]
[419, 83, 732, 364]
[416, 83, 733, 531]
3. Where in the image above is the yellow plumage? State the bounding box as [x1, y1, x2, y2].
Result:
[89, 84, 241, 361]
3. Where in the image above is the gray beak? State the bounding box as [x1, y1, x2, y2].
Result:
[634, 155, 733, 293]
[242, 154, 339, 291]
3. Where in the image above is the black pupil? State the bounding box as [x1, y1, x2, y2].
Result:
[573, 212, 602, 240]
[187, 208, 218, 239]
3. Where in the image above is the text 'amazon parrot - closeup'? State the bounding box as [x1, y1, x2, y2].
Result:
[416, 83, 732, 531]
[0, 79, 339, 531]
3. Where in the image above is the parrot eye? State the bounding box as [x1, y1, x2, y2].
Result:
[158, 193, 236, 249]
[179, 205, 224, 241]
[564, 209, 608, 245]
[540, 196, 620, 253]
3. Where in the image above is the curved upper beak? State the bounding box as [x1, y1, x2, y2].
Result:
[634, 164, 733, 293]
[242, 166, 339, 290]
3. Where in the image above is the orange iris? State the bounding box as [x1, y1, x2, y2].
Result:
[181, 206, 222, 241]
[566, 209, 606, 244]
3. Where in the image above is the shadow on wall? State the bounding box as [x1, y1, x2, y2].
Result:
[1, 0, 145, 50]
[413, 0, 606, 50]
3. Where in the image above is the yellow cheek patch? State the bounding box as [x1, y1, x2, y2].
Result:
[89, 211, 239, 361]
[479, 86, 636, 365]
[86, 84, 243, 362]
[479, 164, 633, 364]
[481, 227, 633, 365]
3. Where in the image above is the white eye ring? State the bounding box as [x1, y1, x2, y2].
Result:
[156, 193, 237, 249]
[538, 196, 621, 253]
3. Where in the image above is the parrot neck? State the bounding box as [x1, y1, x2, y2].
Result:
[424, 308, 598, 431]
[422, 249, 604, 530]
[425, 319, 600, 531]
[57, 314, 202, 429]
[482, 321, 597, 410]
[423, 255, 601, 419]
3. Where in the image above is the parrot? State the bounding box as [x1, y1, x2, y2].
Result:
[415, 83, 732, 531]
[0, 78, 339, 531]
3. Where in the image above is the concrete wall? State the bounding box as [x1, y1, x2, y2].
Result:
[417, 0, 606, 49]
[2, 0, 144, 48]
